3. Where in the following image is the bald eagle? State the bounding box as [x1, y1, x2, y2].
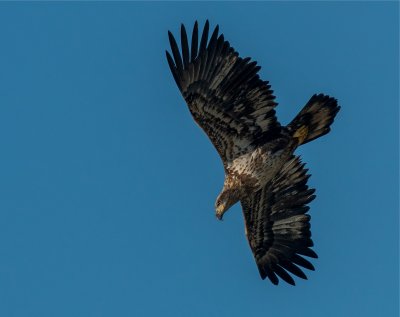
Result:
[166, 21, 340, 286]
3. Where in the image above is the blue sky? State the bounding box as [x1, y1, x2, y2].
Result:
[0, 2, 398, 317]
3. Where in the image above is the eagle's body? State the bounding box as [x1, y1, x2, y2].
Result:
[222, 136, 295, 205]
[227, 134, 295, 187]
[166, 21, 340, 286]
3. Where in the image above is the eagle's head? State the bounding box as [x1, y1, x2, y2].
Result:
[215, 189, 238, 220]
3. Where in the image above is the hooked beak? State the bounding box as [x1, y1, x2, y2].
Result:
[216, 204, 225, 221]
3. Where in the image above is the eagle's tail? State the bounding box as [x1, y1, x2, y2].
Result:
[287, 94, 340, 145]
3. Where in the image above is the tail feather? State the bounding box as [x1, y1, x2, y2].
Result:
[288, 94, 340, 145]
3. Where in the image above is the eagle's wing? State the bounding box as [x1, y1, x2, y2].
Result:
[240, 156, 318, 285]
[166, 21, 281, 166]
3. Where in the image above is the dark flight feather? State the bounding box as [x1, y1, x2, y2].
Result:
[199, 20, 209, 57]
[181, 24, 189, 69]
[190, 22, 198, 62]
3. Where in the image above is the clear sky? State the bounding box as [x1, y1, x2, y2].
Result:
[0, 2, 398, 317]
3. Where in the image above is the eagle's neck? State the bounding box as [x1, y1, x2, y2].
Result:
[223, 173, 244, 201]
[215, 172, 248, 219]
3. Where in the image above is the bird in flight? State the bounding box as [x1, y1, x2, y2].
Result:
[166, 20, 340, 285]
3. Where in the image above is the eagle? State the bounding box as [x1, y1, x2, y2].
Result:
[166, 20, 340, 286]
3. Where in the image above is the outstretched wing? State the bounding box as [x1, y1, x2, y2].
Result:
[241, 156, 317, 285]
[166, 20, 281, 166]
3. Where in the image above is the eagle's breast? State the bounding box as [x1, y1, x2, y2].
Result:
[227, 142, 293, 192]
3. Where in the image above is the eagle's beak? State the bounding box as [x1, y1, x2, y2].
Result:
[216, 204, 225, 221]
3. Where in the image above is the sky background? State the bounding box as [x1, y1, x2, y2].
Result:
[0, 2, 398, 317]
